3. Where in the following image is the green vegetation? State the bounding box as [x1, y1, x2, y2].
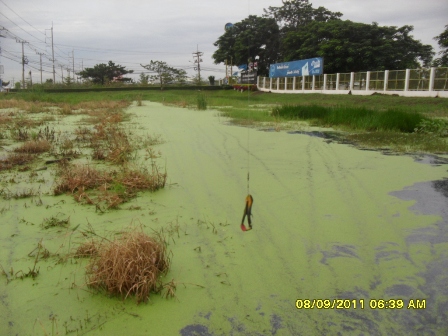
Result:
[272, 105, 427, 132]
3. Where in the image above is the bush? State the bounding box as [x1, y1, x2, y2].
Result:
[415, 118, 448, 137]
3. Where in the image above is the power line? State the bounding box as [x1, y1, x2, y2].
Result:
[0, 12, 46, 44]
[0, 0, 46, 36]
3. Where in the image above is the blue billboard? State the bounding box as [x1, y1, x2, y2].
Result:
[269, 57, 323, 78]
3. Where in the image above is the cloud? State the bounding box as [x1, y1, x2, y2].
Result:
[1, 0, 446, 83]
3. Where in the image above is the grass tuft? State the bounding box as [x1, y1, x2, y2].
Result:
[86, 228, 170, 303]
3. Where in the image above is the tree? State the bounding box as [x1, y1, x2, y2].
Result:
[208, 76, 215, 86]
[263, 0, 342, 30]
[139, 72, 150, 85]
[433, 25, 448, 67]
[281, 20, 434, 73]
[212, 15, 280, 76]
[140, 61, 187, 90]
[78, 61, 133, 85]
[63, 76, 74, 86]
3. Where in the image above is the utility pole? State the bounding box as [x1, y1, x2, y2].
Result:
[60, 65, 64, 82]
[51, 23, 55, 83]
[21, 41, 28, 89]
[192, 46, 203, 85]
[72, 49, 75, 82]
[37, 52, 44, 84]
[29, 70, 32, 87]
[225, 59, 228, 84]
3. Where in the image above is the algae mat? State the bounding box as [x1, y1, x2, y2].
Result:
[1, 101, 448, 335]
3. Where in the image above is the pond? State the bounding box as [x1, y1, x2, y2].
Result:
[1, 102, 447, 335]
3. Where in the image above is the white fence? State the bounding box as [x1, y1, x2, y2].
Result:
[257, 67, 448, 98]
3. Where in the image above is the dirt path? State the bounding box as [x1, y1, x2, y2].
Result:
[1, 101, 448, 335]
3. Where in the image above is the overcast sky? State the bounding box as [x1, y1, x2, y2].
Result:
[0, 0, 447, 85]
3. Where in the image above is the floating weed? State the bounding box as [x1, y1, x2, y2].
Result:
[0, 239, 47, 283]
[41, 215, 70, 229]
[0, 186, 39, 200]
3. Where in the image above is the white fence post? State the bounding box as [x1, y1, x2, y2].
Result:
[404, 69, 410, 91]
[350, 72, 354, 90]
[323, 74, 327, 90]
[384, 70, 389, 92]
[336, 73, 340, 90]
[276, 78, 280, 90]
[366, 71, 370, 91]
[312, 76, 316, 91]
[429, 68, 435, 92]
[285, 77, 288, 90]
[302, 76, 305, 91]
[293, 77, 296, 91]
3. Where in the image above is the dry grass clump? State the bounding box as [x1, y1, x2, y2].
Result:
[53, 163, 166, 209]
[86, 229, 170, 303]
[88, 119, 133, 163]
[0, 99, 49, 112]
[75, 240, 98, 258]
[0, 153, 35, 171]
[59, 103, 74, 115]
[14, 139, 52, 154]
[73, 100, 130, 112]
[0, 114, 13, 125]
[118, 165, 167, 195]
[53, 164, 112, 195]
[0, 99, 21, 109]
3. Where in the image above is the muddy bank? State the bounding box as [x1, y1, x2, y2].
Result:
[1, 101, 448, 335]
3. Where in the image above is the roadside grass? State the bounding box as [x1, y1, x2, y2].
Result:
[273, 105, 427, 132]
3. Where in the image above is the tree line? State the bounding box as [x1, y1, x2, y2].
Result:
[212, 0, 448, 76]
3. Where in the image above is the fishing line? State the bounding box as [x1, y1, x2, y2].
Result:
[246, 0, 251, 196]
[241, 0, 253, 232]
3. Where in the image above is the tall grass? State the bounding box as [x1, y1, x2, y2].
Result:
[196, 94, 207, 110]
[273, 105, 427, 133]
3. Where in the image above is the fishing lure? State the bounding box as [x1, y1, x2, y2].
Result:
[240, 194, 253, 231]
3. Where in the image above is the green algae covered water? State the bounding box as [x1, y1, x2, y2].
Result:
[1, 102, 448, 335]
